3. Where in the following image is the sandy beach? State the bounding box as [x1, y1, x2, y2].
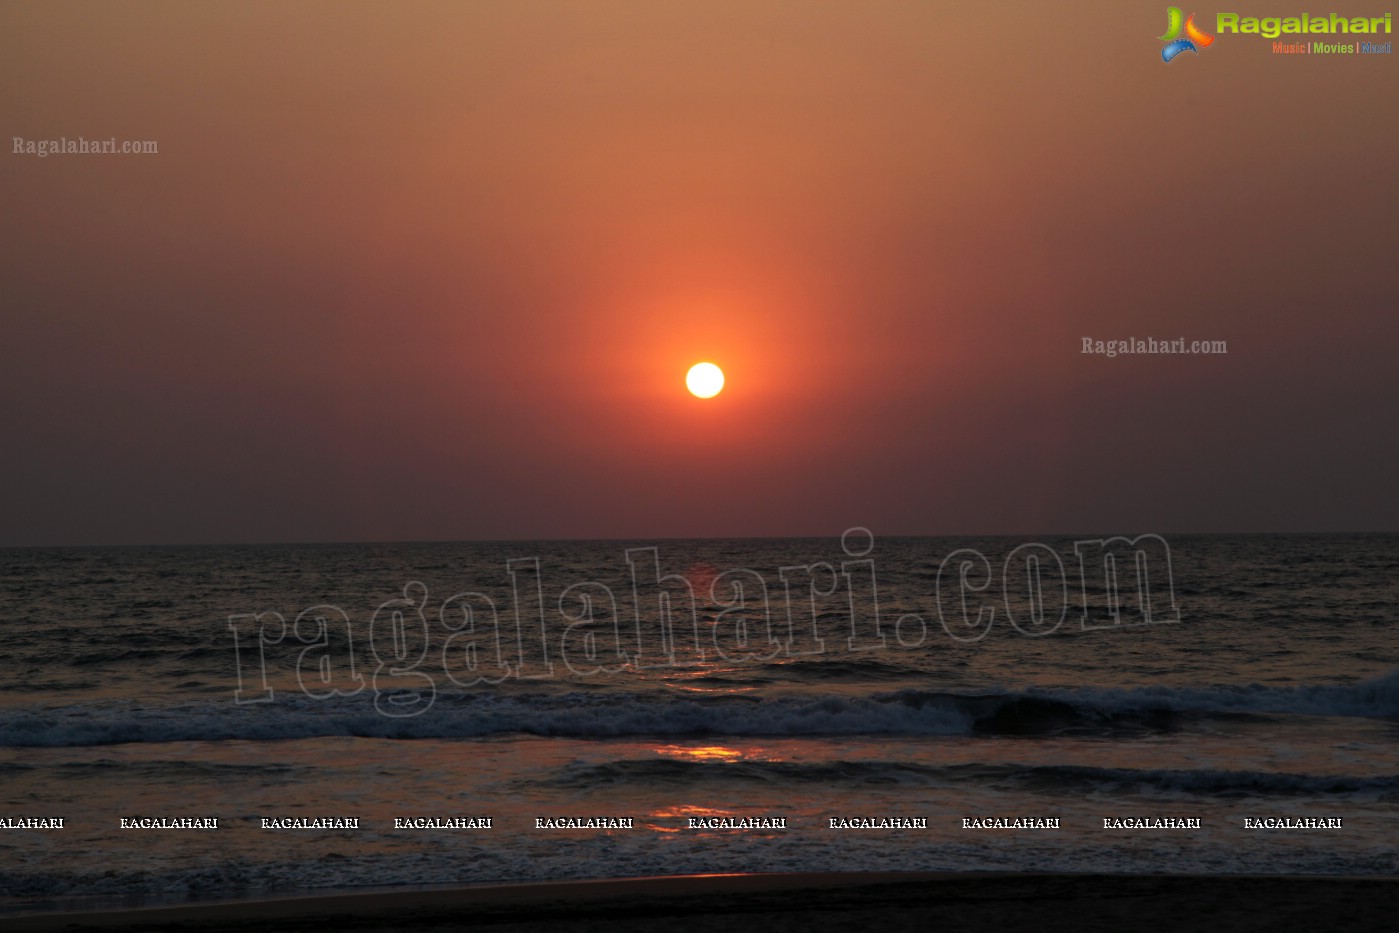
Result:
[8, 872, 1399, 933]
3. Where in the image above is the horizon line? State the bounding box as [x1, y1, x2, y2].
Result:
[3, 529, 1396, 551]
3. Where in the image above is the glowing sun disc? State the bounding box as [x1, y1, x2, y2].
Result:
[686, 362, 724, 398]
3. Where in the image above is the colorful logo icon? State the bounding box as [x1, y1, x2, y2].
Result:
[1160, 7, 1215, 61]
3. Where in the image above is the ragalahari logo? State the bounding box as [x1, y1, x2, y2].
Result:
[1160, 7, 1215, 61]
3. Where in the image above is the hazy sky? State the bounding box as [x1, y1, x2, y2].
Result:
[3, 1, 1396, 546]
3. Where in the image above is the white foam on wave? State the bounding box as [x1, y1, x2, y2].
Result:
[1, 668, 1393, 748]
[0, 693, 977, 747]
[1032, 667, 1399, 719]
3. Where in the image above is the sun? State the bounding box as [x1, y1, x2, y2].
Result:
[686, 362, 724, 398]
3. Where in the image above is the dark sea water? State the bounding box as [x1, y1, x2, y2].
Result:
[1, 533, 1396, 911]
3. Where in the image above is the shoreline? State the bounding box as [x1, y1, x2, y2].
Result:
[7, 871, 1399, 932]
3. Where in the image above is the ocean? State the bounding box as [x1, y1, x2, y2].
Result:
[1, 533, 1396, 913]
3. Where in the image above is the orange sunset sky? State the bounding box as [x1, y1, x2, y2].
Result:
[2, 1, 1396, 545]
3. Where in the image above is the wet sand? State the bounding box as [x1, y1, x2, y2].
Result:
[7, 871, 1399, 932]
